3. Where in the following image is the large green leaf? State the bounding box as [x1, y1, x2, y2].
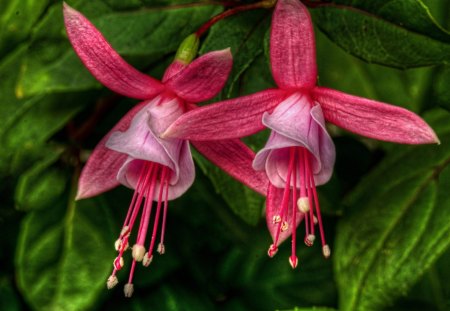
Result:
[313, 0, 450, 68]
[15, 192, 116, 311]
[16, 1, 221, 97]
[0, 0, 50, 56]
[192, 149, 265, 226]
[200, 9, 271, 99]
[335, 109, 450, 311]
[434, 66, 450, 111]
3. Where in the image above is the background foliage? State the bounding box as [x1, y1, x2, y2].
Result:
[0, 0, 449, 310]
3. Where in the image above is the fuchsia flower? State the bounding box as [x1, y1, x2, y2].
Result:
[63, 3, 268, 295]
[163, 0, 439, 268]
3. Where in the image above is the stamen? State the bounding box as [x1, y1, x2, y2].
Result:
[323, 244, 331, 258]
[124, 283, 134, 298]
[106, 275, 118, 289]
[272, 215, 281, 224]
[289, 255, 298, 269]
[297, 197, 310, 213]
[267, 244, 278, 257]
[132, 244, 146, 262]
[304, 234, 315, 247]
[157, 243, 165, 255]
[113, 256, 124, 270]
[142, 252, 153, 267]
[158, 176, 170, 253]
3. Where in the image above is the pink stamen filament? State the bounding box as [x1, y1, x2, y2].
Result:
[291, 149, 298, 266]
[107, 161, 173, 289]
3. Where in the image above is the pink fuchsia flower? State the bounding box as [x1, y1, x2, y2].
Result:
[63, 3, 268, 295]
[162, 0, 439, 268]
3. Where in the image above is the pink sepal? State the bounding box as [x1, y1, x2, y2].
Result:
[63, 3, 164, 100]
[76, 101, 148, 199]
[162, 89, 287, 140]
[166, 49, 233, 102]
[192, 139, 269, 196]
[270, 0, 317, 90]
[313, 87, 440, 144]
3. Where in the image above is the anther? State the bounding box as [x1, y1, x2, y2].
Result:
[132, 244, 146, 262]
[313, 215, 318, 225]
[115, 238, 129, 252]
[289, 256, 298, 269]
[113, 257, 124, 270]
[124, 283, 134, 298]
[142, 252, 153, 267]
[297, 197, 310, 213]
[157, 243, 165, 255]
[106, 275, 118, 289]
[267, 244, 278, 257]
[323, 244, 331, 258]
[120, 226, 130, 238]
[281, 221, 289, 232]
[304, 234, 315, 247]
[272, 215, 281, 224]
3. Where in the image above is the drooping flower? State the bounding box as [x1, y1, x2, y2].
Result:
[162, 0, 439, 267]
[63, 3, 268, 295]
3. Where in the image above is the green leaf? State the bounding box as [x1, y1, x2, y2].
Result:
[192, 149, 264, 226]
[200, 10, 271, 99]
[15, 193, 116, 311]
[335, 109, 450, 311]
[14, 148, 67, 211]
[434, 66, 450, 111]
[313, 0, 450, 68]
[17, 1, 221, 97]
[0, 277, 21, 311]
[0, 0, 50, 56]
[280, 308, 337, 311]
[315, 29, 434, 113]
[0, 45, 87, 150]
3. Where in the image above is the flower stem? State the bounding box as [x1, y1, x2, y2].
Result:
[196, 0, 276, 37]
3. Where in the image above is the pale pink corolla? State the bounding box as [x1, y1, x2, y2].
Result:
[163, 0, 439, 267]
[63, 3, 268, 295]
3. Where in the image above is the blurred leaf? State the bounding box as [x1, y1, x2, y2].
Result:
[192, 149, 264, 226]
[200, 9, 271, 99]
[335, 109, 450, 311]
[0, 278, 21, 311]
[313, 0, 450, 68]
[434, 66, 450, 111]
[0, 0, 50, 56]
[280, 308, 337, 311]
[17, 1, 221, 97]
[15, 193, 116, 311]
[217, 232, 337, 310]
[14, 148, 66, 211]
[106, 282, 215, 311]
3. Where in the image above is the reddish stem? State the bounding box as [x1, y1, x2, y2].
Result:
[196, 0, 275, 37]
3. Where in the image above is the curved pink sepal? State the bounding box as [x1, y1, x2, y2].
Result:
[76, 102, 148, 199]
[63, 3, 164, 100]
[266, 184, 303, 246]
[162, 89, 287, 141]
[165, 49, 233, 102]
[313, 87, 440, 144]
[271, 0, 317, 90]
[192, 139, 269, 196]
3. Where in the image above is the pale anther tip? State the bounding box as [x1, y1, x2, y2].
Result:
[267, 244, 278, 257]
[143, 252, 153, 267]
[297, 197, 310, 213]
[132, 244, 146, 262]
[106, 275, 118, 289]
[124, 283, 134, 298]
[289, 256, 298, 269]
[323, 244, 331, 258]
[157, 243, 165, 255]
